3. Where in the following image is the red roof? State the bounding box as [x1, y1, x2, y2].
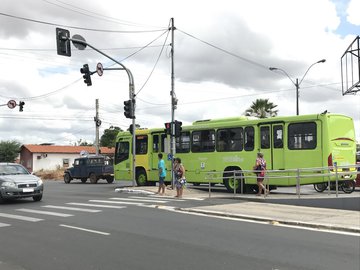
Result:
[22, 145, 115, 155]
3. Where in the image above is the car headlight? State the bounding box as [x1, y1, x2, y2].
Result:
[1, 181, 16, 188]
[37, 179, 43, 186]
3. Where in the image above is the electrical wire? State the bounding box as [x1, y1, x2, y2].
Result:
[43, 0, 164, 29]
[135, 26, 171, 96]
[0, 12, 166, 33]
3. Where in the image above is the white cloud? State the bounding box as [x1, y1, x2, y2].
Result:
[0, 0, 359, 145]
[347, 0, 360, 25]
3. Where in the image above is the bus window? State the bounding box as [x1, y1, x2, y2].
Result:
[273, 125, 283, 148]
[192, 130, 215, 152]
[260, 126, 270, 149]
[153, 134, 159, 152]
[216, 128, 243, 152]
[115, 141, 129, 164]
[176, 132, 190, 153]
[136, 135, 148, 154]
[288, 122, 317, 150]
[244, 126, 254, 151]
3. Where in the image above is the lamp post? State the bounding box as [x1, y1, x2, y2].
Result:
[269, 59, 326, 115]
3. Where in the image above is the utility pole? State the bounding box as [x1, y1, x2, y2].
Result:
[170, 18, 177, 188]
[95, 99, 100, 155]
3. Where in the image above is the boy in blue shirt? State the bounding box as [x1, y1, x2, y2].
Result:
[157, 153, 166, 195]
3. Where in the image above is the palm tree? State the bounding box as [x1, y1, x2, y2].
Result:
[244, 99, 278, 118]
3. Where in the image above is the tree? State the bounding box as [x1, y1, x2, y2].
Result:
[244, 99, 278, 118]
[100, 126, 123, 147]
[0, 140, 21, 162]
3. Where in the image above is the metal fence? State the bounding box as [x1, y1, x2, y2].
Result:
[204, 164, 360, 199]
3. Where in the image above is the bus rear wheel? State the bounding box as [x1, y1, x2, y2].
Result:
[223, 170, 244, 193]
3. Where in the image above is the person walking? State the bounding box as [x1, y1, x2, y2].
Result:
[173, 157, 186, 198]
[157, 153, 166, 195]
[253, 152, 268, 196]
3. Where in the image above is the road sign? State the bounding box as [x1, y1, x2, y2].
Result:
[7, 100, 17, 109]
[167, 153, 173, 161]
[96, 63, 104, 76]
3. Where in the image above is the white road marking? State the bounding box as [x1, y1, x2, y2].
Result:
[89, 200, 144, 206]
[149, 195, 204, 201]
[16, 209, 73, 217]
[129, 196, 185, 202]
[0, 222, 11, 228]
[109, 197, 169, 203]
[67, 202, 127, 209]
[59, 224, 110, 236]
[42, 205, 102, 213]
[0, 213, 43, 222]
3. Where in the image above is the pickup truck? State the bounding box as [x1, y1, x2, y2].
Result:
[64, 155, 114, 184]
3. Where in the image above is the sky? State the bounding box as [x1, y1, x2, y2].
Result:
[0, 0, 359, 146]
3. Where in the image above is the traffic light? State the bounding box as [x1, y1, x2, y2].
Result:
[164, 122, 171, 135]
[80, 64, 92, 86]
[174, 120, 182, 137]
[56, 28, 71, 57]
[124, 99, 135, 119]
[19, 101, 25, 112]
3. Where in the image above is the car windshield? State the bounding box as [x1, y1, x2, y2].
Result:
[0, 164, 29, 175]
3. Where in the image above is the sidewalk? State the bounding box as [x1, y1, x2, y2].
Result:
[115, 185, 360, 234]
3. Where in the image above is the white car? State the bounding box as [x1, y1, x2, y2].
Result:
[0, 163, 43, 202]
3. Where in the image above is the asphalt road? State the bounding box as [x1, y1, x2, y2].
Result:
[0, 181, 359, 270]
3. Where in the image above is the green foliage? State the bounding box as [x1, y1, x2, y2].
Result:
[244, 99, 278, 118]
[100, 126, 122, 147]
[0, 140, 21, 162]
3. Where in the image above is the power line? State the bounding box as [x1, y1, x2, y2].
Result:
[177, 28, 269, 70]
[43, 0, 164, 29]
[0, 12, 166, 33]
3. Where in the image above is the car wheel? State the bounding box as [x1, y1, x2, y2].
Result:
[33, 195, 43, 202]
[89, 173, 98, 184]
[64, 173, 72, 184]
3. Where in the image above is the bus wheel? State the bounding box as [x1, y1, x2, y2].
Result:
[313, 183, 327, 192]
[136, 169, 147, 186]
[223, 171, 243, 193]
[341, 180, 355, 193]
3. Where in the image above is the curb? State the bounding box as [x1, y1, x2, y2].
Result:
[178, 208, 360, 234]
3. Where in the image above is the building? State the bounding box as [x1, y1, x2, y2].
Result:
[20, 144, 115, 173]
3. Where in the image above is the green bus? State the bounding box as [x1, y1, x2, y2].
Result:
[114, 112, 357, 192]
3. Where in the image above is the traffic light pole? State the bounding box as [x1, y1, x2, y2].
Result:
[68, 36, 137, 187]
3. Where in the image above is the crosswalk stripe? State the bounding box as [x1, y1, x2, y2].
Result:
[42, 205, 102, 213]
[89, 200, 143, 206]
[0, 213, 43, 222]
[109, 197, 169, 203]
[16, 209, 73, 217]
[0, 222, 11, 228]
[148, 195, 204, 201]
[128, 196, 185, 202]
[67, 202, 127, 209]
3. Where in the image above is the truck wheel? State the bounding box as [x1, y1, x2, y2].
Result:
[106, 176, 114, 184]
[64, 173, 72, 184]
[89, 173, 98, 184]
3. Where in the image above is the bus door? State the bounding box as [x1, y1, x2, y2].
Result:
[259, 124, 285, 170]
[150, 133, 167, 173]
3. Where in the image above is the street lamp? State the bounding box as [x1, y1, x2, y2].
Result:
[269, 59, 326, 115]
